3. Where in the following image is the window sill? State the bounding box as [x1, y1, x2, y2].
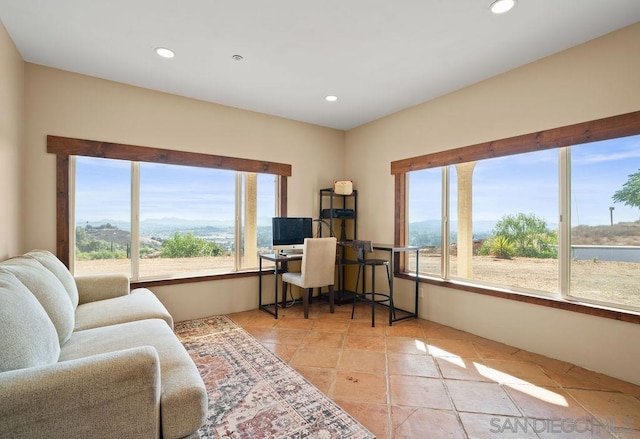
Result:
[130, 269, 263, 289]
[396, 273, 640, 325]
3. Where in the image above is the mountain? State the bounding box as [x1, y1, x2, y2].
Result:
[409, 220, 497, 235]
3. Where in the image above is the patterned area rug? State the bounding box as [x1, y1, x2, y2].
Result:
[174, 315, 375, 439]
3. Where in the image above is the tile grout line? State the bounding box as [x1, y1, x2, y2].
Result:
[434, 350, 471, 439]
[383, 323, 393, 439]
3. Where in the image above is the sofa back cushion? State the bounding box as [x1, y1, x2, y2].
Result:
[0, 271, 60, 372]
[0, 257, 75, 345]
[25, 250, 79, 309]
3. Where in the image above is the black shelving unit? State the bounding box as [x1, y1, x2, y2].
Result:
[319, 188, 358, 304]
[318, 188, 357, 241]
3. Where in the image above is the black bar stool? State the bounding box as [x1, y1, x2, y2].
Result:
[345, 240, 394, 327]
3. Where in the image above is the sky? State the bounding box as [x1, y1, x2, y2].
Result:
[76, 134, 640, 229]
[74, 158, 276, 226]
[409, 134, 640, 227]
[571, 136, 640, 225]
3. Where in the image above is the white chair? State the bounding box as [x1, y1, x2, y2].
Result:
[282, 237, 337, 318]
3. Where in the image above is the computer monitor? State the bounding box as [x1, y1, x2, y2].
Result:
[272, 217, 313, 253]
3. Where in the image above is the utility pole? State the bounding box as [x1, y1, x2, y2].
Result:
[609, 206, 615, 226]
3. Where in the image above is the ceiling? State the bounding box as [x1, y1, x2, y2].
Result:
[1, 1, 640, 130]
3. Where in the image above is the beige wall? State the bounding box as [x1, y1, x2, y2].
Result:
[344, 23, 640, 384]
[0, 20, 23, 260]
[22, 63, 345, 320]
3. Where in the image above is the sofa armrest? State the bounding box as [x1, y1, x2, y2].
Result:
[75, 274, 130, 304]
[0, 346, 161, 439]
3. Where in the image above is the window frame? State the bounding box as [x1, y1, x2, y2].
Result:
[391, 110, 640, 324]
[48, 135, 291, 284]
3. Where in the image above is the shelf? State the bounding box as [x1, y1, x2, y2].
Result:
[319, 188, 357, 241]
[320, 208, 356, 219]
[320, 188, 358, 306]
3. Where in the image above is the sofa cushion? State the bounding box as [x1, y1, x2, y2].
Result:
[74, 288, 174, 331]
[0, 272, 60, 372]
[0, 346, 161, 439]
[24, 250, 79, 309]
[75, 274, 130, 305]
[0, 257, 75, 344]
[59, 319, 207, 439]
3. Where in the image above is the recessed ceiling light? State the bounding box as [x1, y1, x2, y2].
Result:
[232, 54, 244, 61]
[155, 47, 175, 58]
[325, 95, 338, 102]
[489, 0, 516, 14]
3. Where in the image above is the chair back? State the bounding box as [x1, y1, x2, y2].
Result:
[300, 237, 337, 288]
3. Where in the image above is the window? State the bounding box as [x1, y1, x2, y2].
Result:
[74, 157, 131, 277]
[240, 173, 277, 270]
[73, 158, 276, 279]
[451, 151, 559, 295]
[50, 136, 290, 281]
[569, 137, 640, 309]
[408, 150, 560, 295]
[407, 168, 443, 276]
[394, 111, 640, 313]
[137, 163, 238, 278]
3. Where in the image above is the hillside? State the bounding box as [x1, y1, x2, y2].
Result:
[411, 220, 640, 247]
[571, 221, 640, 246]
[83, 224, 132, 246]
[79, 219, 640, 251]
[81, 224, 162, 250]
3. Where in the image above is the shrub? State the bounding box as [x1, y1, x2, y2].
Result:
[480, 235, 516, 259]
[160, 232, 225, 258]
[491, 213, 558, 259]
[76, 249, 127, 260]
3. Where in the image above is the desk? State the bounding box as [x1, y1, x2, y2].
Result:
[372, 244, 420, 325]
[258, 253, 302, 319]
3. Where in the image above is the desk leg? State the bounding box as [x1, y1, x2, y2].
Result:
[386, 248, 420, 325]
[414, 249, 419, 318]
[388, 251, 394, 326]
[259, 257, 263, 311]
[274, 263, 279, 319]
[281, 261, 288, 310]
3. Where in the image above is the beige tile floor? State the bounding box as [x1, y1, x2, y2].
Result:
[228, 301, 640, 439]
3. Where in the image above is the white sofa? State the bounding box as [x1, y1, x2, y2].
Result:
[0, 250, 207, 439]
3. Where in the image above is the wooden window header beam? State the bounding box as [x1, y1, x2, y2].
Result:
[390, 110, 640, 174]
[47, 135, 292, 176]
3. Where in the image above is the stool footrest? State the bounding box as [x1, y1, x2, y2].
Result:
[356, 292, 391, 304]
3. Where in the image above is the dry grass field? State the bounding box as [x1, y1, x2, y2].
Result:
[75, 256, 238, 279]
[412, 253, 639, 308]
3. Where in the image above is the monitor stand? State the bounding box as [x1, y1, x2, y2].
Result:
[279, 249, 303, 256]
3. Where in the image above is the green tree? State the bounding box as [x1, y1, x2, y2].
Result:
[612, 169, 640, 210]
[160, 232, 225, 258]
[76, 225, 127, 260]
[489, 213, 557, 258]
[76, 226, 110, 253]
[76, 226, 89, 250]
